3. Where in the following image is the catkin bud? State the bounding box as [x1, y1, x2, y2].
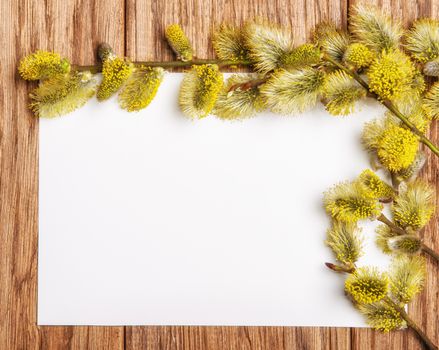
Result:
[423, 58, 439, 76]
[165, 24, 193, 62]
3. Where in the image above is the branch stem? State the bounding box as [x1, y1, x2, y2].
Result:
[322, 56, 439, 157]
[421, 243, 439, 263]
[377, 213, 406, 235]
[387, 299, 438, 350]
[73, 59, 253, 73]
[377, 215, 439, 262]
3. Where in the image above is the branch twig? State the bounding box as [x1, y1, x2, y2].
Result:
[387, 298, 438, 350]
[73, 59, 253, 73]
[322, 56, 439, 157]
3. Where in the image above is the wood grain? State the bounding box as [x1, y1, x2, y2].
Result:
[0, 0, 125, 349]
[348, 1, 439, 349]
[0, 0, 437, 349]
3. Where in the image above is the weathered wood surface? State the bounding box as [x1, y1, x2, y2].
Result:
[0, 0, 437, 348]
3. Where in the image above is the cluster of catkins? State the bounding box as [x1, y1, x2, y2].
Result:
[324, 168, 435, 332]
[314, 6, 438, 337]
[18, 4, 438, 340]
[18, 6, 439, 126]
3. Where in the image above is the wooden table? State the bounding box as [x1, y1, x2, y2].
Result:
[1, 0, 437, 348]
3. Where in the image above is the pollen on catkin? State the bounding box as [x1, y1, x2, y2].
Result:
[213, 74, 266, 120]
[213, 24, 249, 62]
[322, 70, 367, 116]
[362, 116, 392, 153]
[367, 50, 416, 101]
[349, 5, 403, 52]
[343, 43, 375, 68]
[18, 50, 70, 80]
[280, 43, 321, 68]
[390, 101, 429, 133]
[118, 66, 164, 112]
[387, 235, 422, 255]
[376, 125, 419, 172]
[165, 24, 193, 62]
[345, 267, 389, 304]
[375, 224, 398, 255]
[396, 151, 426, 182]
[388, 255, 425, 304]
[358, 302, 405, 332]
[97, 56, 133, 101]
[405, 19, 439, 63]
[243, 21, 293, 74]
[260, 67, 325, 114]
[179, 64, 223, 119]
[392, 180, 435, 230]
[323, 181, 383, 223]
[423, 81, 439, 120]
[357, 169, 394, 200]
[313, 23, 350, 62]
[29, 71, 97, 118]
[325, 221, 363, 266]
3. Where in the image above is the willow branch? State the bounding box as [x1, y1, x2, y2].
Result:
[73, 59, 253, 73]
[326, 264, 438, 349]
[377, 213, 406, 235]
[322, 56, 439, 158]
[377, 214, 439, 263]
[387, 298, 438, 350]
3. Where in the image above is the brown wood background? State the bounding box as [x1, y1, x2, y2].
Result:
[1, 0, 437, 349]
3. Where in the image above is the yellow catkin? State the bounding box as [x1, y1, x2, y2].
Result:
[388, 235, 421, 255]
[260, 68, 325, 114]
[29, 72, 97, 118]
[213, 74, 266, 120]
[349, 5, 402, 52]
[323, 181, 383, 223]
[357, 169, 394, 199]
[97, 57, 133, 101]
[325, 221, 363, 265]
[323, 70, 366, 116]
[212, 25, 248, 62]
[313, 23, 350, 62]
[281, 43, 321, 67]
[376, 125, 419, 172]
[243, 21, 292, 74]
[392, 180, 435, 229]
[359, 302, 405, 332]
[165, 24, 193, 62]
[179, 64, 223, 119]
[405, 19, 439, 63]
[18, 50, 70, 80]
[367, 50, 416, 101]
[423, 82, 439, 120]
[343, 43, 375, 68]
[345, 267, 389, 304]
[389, 255, 425, 304]
[375, 224, 397, 255]
[118, 67, 164, 112]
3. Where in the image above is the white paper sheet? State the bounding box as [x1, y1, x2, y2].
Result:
[38, 73, 390, 326]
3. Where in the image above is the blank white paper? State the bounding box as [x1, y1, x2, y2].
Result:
[38, 73, 389, 326]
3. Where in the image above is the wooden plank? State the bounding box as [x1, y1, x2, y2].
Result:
[126, 326, 351, 350]
[125, 0, 347, 61]
[125, 0, 349, 348]
[0, 0, 125, 348]
[348, 1, 439, 349]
